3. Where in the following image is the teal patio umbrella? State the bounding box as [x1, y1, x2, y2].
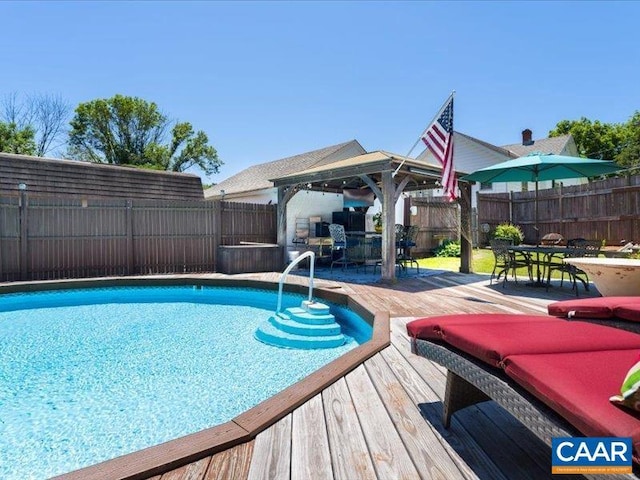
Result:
[461, 153, 622, 243]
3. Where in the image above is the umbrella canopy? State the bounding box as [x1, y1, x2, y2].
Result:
[460, 153, 621, 184]
[461, 153, 623, 244]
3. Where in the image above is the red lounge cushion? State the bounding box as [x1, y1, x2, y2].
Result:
[441, 321, 640, 367]
[406, 314, 558, 340]
[615, 304, 640, 323]
[504, 350, 640, 460]
[548, 296, 640, 319]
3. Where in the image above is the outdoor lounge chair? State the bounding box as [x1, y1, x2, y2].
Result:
[407, 314, 640, 475]
[548, 296, 640, 333]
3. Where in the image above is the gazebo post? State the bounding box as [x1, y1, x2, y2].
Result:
[277, 186, 298, 269]
[459, 180, 473, 274]
[381, 170, 396, 282]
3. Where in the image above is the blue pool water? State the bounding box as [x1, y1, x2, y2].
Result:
[0, 286, 371, 479]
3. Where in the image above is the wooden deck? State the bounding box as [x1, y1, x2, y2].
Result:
[143, 271, 596, 480]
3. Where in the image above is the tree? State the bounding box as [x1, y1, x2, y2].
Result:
[617, 111, 640, 170]
[1, 92, 70, 157]
[67, 95, 222, 175]
[0, 121, 36, 155]
[549, 113, 640, 171]
[548, 117, 626, 161]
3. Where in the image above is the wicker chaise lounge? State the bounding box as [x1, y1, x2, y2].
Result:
[548, 296, 640, 333]
[408, 314, 640, 478]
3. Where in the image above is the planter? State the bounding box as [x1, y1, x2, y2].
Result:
[563, 257, 640, 297]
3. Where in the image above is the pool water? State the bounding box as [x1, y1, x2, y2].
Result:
[0, 286, 371, 479]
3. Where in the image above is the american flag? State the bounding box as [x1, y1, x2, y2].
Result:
[421, 96, 457, 201]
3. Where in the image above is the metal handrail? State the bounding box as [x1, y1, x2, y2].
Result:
[276, 250, 315, 314]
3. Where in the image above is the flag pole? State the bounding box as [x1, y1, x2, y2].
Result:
[392, 90, 455, 177]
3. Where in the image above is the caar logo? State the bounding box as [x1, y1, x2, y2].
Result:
[552, 437, 632, 474]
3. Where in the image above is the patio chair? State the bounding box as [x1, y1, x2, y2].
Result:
[397, 225, 420, 273]
[489, 238, 532, 287]
[546, 238, 602, 295]
[328, 223, 357, 272]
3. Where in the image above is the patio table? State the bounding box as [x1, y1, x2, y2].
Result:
[509, 245, 574, 287]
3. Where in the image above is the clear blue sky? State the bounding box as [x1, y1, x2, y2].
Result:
[2, 1, 639, 183]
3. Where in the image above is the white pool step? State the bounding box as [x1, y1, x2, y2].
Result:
[255, 301, 346, 349]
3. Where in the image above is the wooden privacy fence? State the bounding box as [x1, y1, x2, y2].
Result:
[405, 197, 460, 255]
[0, 195, 277, 282]
[477, 175, 640, 245]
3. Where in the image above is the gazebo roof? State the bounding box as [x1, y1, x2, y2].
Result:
[270, 150, 465, 193]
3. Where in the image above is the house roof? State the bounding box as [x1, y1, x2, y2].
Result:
[204, 140, 365, 198]
[455, 131, 517, 159]
[0, 152, 204, 200]
[502, 134, 573, 157]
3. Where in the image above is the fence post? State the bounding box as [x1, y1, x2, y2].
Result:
[126, 199, 134, 275]
[558, 182, 563, 239]
[19, 188, 28, 281]
[508, 190, 513, 224]
[213, 200, 222, 271]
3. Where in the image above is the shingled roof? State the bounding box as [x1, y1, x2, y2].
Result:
[502, 134, 573, 157]
[204, 140, 365, 198]
[0, 153, 204, 200]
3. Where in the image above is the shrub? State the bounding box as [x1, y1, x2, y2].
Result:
[492, 223, 524, 245]
[434, 240, 460, 257]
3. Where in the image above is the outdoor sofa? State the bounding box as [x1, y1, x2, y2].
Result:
[407, 308, 640, 477]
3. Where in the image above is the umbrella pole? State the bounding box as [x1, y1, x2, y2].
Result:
[535, 180, 539, 246]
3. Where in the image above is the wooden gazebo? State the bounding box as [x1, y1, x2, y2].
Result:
[270, 151, 472, 281]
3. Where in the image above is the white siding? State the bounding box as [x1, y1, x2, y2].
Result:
[286, 191, 343, 247]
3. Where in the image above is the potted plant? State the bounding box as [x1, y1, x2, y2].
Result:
[373, 212, 383, 233]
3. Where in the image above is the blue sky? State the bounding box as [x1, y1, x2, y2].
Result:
[2, 1, 639, 183]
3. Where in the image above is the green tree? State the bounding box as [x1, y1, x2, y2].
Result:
[549, 117, 626, 161]
[617, 111, 640, 170]
[67, 95, 222, 175]
[0, 121, 36, 155]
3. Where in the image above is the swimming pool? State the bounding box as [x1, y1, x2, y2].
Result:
[0, 284, 372, 479]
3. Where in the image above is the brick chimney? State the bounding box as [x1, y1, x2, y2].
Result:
[522, 129, 533, 146]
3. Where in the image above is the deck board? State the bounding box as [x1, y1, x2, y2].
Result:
[322, 377, 377, 479]
[345, 364, 422, 479]
[126, 271, 599, 480]
[363, 352, 473, 480]
[203, 441, 254, 480]
[291, 394, 333, 480]
[246, 414, 291, 480]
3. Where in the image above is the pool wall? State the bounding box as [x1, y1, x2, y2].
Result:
[1, 276, 389, 480]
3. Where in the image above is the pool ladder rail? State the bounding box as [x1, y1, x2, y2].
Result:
[255, 251, 346, 349]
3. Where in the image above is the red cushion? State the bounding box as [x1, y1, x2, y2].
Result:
[548, 296, 640, 319]
[406, 313, 558, 340]
[615, 304, 640, 323]
[440, 321, 640, 366]
[504, 349, 640, 460]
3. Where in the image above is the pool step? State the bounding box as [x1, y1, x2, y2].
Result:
[277, 307, 336, 325]
[269, 314, 342, 336]
[255, 301, 346, 349]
